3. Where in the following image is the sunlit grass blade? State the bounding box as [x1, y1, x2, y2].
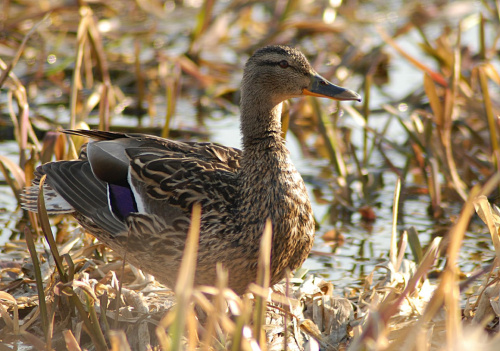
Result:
[253, 219, 272, 349]
[157, 204, 201, 351]
[389, 178, 401, 268]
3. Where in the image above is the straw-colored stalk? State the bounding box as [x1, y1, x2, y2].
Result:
[157, 204, 202, 351]
[252, 219, 273, 350]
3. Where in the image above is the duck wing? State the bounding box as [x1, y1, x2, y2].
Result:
[45, 130, 241, 230]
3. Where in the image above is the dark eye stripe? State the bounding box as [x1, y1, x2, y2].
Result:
[256, 60, 303, 74]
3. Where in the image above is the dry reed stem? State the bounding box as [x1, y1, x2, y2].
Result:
[70, 7, 90, 130]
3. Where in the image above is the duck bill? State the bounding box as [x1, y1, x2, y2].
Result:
[303, 73, 361, 102]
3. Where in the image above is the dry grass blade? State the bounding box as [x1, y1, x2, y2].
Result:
[253, 219, 273, 349]
[63, 330, 83, 351]
[398, 174, 500, 349]
[0, 291, 19, 336]
[37, 177, 108, 350]
[70, 7, 90, 130]
[359, 236, 442, 351]
[389, 178, 401, 268]
[162, 63, 181, 139]
[176, 55, 214, 88]
[190, 0, 216, 52]
[423, 73, 443, 125]
[0, 14, 49, 88]
[406, 226, 423, 264]
[157, 204, 201, 351]
[443, 34, 468, 202]
[231, 294, 252, 351]
[0, 155, 25, 202]
[37, 175, 66, 280]
[377, 26, 448, 87]
[473, 195, 500, 261]
[5, 82, 30, 167]
[24, 227, 49, 339]
[109, 330, 132, 351]
[362, 74, 372, 165]
[478, 65, 499, 171]
[86, 11, 112, 131]
[200, 263, 228, 349]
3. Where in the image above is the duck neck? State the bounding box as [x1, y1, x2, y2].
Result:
[240, 90, 284, 150]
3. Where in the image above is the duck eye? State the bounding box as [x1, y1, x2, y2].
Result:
[279, 60, 289, 68]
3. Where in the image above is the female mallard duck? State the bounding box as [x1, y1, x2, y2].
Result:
[23, 45, 360, 294]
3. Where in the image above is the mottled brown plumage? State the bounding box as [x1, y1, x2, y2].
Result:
[23, 46, 360, 294]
